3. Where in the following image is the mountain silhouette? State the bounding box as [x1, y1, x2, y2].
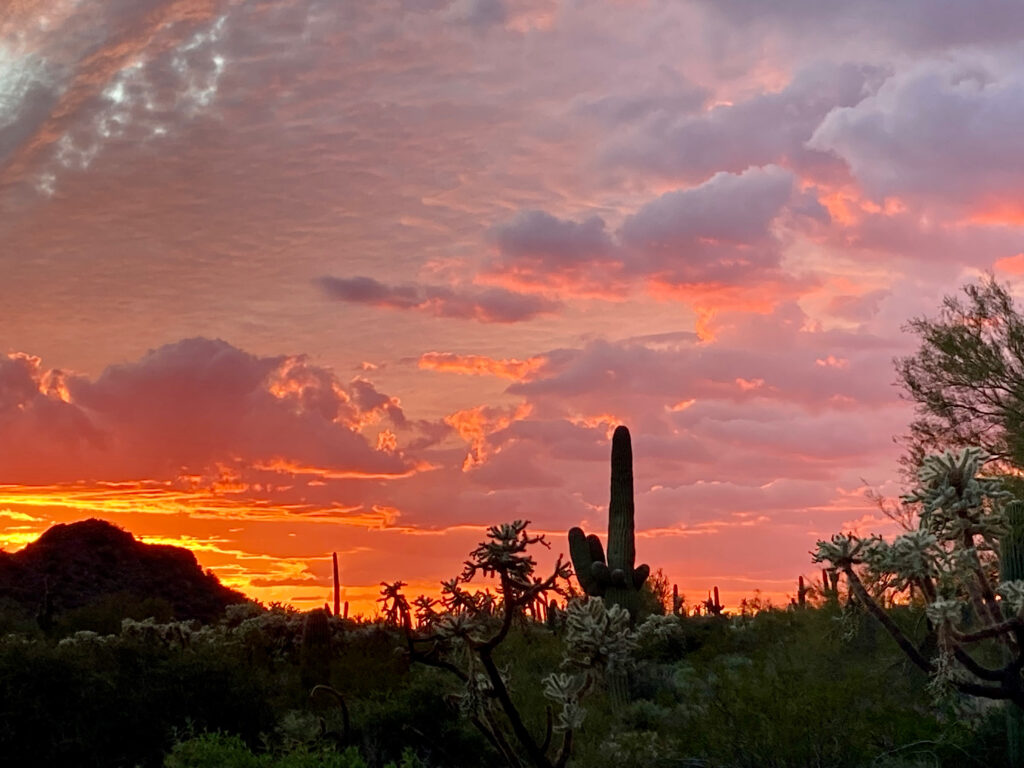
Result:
[0, 519, 249, 624]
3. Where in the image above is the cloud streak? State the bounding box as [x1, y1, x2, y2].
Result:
[317, 276, 562, 323]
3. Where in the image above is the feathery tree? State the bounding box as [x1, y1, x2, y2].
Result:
[897, 274, 1024, 473]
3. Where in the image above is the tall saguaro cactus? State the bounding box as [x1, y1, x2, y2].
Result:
[332, 552, 341, 618]
[568, 426, 650, 622]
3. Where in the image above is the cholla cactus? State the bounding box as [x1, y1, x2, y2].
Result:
[405, 520, 580, 768]
[542, 672, 587, 732]
[814, 447, 1024, 711]
[902, 447, 1009, 542]
[562, 597, 637, 676]
[378, 581, 412, 630]
[413, 595, 440, 629]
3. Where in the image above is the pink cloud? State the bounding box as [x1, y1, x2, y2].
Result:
[0, 338, 413, 485]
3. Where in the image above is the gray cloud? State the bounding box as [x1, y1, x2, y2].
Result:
[317, 276, 561, 323]
[602, 62, 889, 182]
[694, 0, 1024, 53]
[487, 165, 807, 290]
[809, 55, 1024, 207]
[490, 210, 616, 267]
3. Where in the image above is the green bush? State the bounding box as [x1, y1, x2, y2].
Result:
[165, 733, 377, 768]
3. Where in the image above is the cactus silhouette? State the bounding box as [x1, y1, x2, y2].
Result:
[821, 567, 840, 603]
[332, 552, 341, 618]
[568, 425, 650, 622]
[704, 586, 725, 617]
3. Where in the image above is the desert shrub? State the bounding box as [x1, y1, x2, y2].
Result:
[164, 732, 402, 768]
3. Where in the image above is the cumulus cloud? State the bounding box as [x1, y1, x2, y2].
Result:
[809, 56, 1024, 208]
[486, 165, 812, 296]
[620, 165, 796, 280]
[0, 338, 413, 485]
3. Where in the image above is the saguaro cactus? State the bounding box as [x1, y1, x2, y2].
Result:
[568, 425, 650, 622]
[821, 567, 840, 603]
[332, 552, 341, 617]
[704, 586, 725, 617]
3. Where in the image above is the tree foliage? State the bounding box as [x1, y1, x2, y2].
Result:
[897, 274, 1024, 471]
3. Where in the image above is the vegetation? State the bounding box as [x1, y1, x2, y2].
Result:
[897, 274, 1024, 471]
[816, 445, 1024, 765]
[1, 585, 1009, 768]
[0, 499, 1017, 768]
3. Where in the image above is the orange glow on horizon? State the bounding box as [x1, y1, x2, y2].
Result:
[0, 483, 396, 526]
[0, 489, 860, 619]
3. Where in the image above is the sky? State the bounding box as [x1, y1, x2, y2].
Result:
[2, 0, 1024, 615]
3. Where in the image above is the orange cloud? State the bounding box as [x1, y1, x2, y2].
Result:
[735, 377, 765, 391]
[968, 203, 1024, 228]
[445, 402, 533, 471]
[419, 351, 547, 380]
[815, 355, 849, 369]
[994, 253, 1024, 275]
[252, 458, 428, 481]
[647, 276, 812, 317]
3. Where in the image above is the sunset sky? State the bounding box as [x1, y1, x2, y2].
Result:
[3, 0, 1024, 615]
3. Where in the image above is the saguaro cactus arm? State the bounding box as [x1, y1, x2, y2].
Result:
[568, 527, 607, 596]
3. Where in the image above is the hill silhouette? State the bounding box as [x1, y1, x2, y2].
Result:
[0, 519, 249, 624]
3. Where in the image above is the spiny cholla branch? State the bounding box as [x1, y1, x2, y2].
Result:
[814, 447, 1024, 704]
